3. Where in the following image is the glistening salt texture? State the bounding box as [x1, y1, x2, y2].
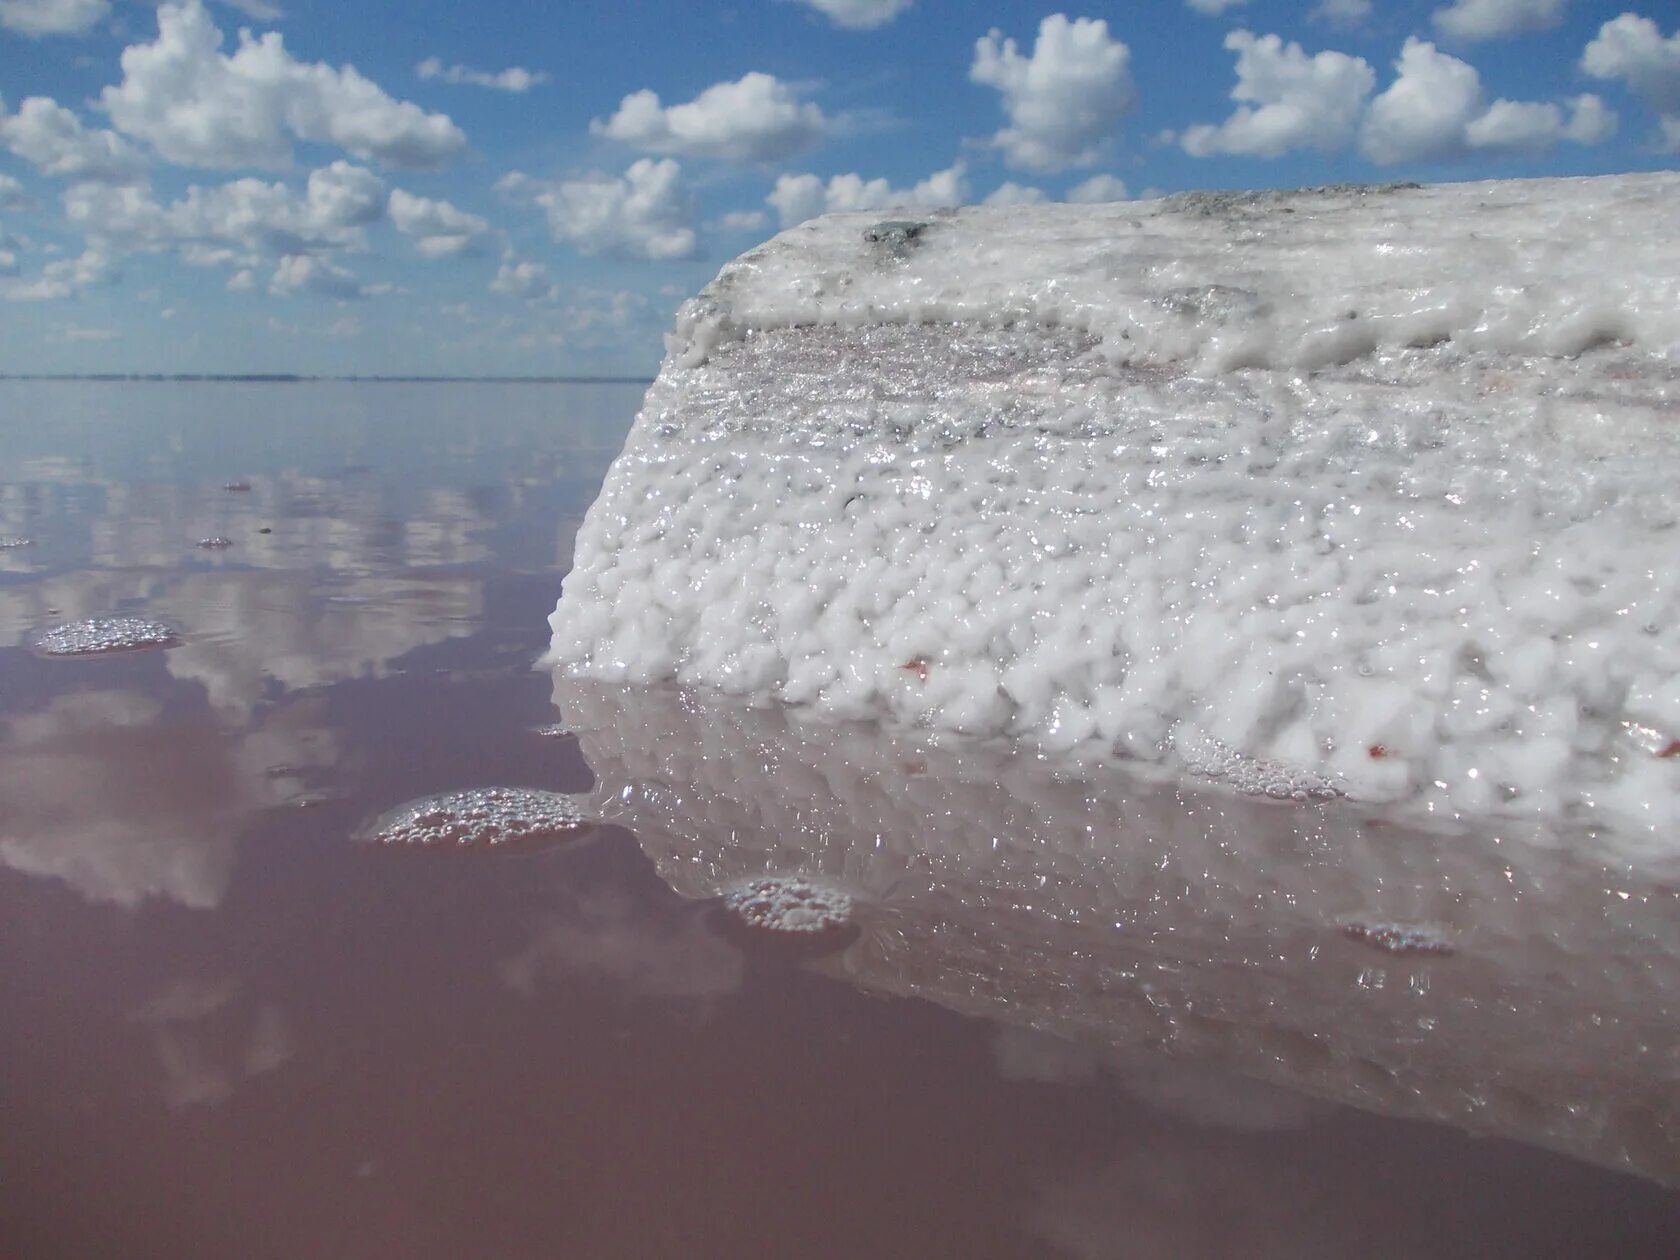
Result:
[547, 174, 1680, 848]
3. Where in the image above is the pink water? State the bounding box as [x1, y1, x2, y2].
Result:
[1, 381, 1677, 1259]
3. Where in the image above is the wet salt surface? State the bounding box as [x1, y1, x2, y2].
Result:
[2, 381, 1679, 1259]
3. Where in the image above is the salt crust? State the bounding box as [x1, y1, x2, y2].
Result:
[361, 787, 589, 848]
[721, 875, 854, 934]
[36, 616, 178, 655]
[548, 174, 1680, 843]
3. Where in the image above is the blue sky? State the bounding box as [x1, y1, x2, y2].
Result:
[0, 0, 1675, 376]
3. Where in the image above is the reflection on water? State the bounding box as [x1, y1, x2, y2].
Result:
[2, 382, 1678, 1259]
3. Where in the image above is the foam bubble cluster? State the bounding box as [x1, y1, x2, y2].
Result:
[1172, 726, 1342, 803]
[35, 617, 180, 656]
[720, 876, 855, 936]
[360, 787, 590, 850]
[0, 536, 30, 549]
[196, 537, 233, 550]
[1342, 923, 1455, 956]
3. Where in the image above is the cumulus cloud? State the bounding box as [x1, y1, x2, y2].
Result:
[0, 97, 147, 183]
[1581, 13, 1680, 149]
[1185, 0, 1248, 13]
[1361, 37, 1614, 161]
[795, 0, 912, 29]
[415, 57, 547, 93]
[489, 255, 556, 301]
[592, 73, 829, 162]
[1432, 0, 1566, 43]
[0, 0, 106, 36]
[718, 208, 769, 232]
[1180, 31, 1375, 157]
[3, 247, 114, 300]
[100, 0, 465, 170]
[0, 174, 23, 208]
[766, 161, 968, 226]
[503, 159, 698, 260]
[387, 188, 486, 256]
[970, 15, 1135, 171]
[1065, 172, 1129, 202]
[982, 181, 1047, 206]
[65, 160, 387, 257]
[269, 253, 368, 299]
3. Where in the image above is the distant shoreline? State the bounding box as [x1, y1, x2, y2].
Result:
[0, 374, 655, 384]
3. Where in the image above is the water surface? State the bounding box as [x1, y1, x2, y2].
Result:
[2, 381, 1677, 1259]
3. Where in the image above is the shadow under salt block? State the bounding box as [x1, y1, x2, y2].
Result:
[551, 675, 1680, 1186]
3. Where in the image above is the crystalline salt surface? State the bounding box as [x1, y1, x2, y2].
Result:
[361, 787, 589, 849]
[549, 173, 1680, 847]
[720, 876, 854, 934]
[35, 617, 179, 656]
[196, 538, 233, 550]
[0, 537, 30, 548]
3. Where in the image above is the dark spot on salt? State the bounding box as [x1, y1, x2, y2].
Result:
[901, 657, 930, 681]
[1657, 741, 1680, 759]
[1368, 744, 1389, 759]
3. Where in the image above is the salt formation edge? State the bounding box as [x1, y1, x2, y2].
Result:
[548, 173, 1680, 846]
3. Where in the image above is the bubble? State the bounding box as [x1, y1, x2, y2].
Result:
[35, 616, 180, 656]
[358, 787, 591, 852]
[530, 723, 573, 739]
[714, 876, 859, 956]
[1341, 922, 1455, 956]
[0, 536, 31, 549]
[223, 480, 252, 492]
[196, 537, 234, 550]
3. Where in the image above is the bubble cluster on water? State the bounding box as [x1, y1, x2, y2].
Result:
[1342, 922, 1456, 956]
[1172, 726, 1342, 802]
[360, 787, 591, 850]
[196, 537, 234, 550]
[720, 876, 856, 937]
[530, 723, 573, 739]
[0, 536, 31, 549]
[35, 616, 180, 656]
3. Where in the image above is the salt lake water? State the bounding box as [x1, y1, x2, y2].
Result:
[2, 380, 1678, 1258]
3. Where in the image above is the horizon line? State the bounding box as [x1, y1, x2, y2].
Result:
[0, 373, 656, 385]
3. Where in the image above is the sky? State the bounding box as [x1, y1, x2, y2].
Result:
[0, 0, 1675, 377]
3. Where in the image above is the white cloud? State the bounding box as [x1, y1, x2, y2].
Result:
[982, 181, 1047, 206]
[387, 188, 486, 256]
[1180, 31, 1375, 157]
[766, 161, 968, 226]
[1312, 0, 1372, 22]
[1185, 0, 1248, 13]
[269, 253, 368, 299]
[1432, 0, 1566, 43]
[226, 267, 255, 290]
[3, 247, 113, 300]
[795, 0, 912, 29]
[216, 0, 282, 19]
[718, 208, 769, 232]
[1581, 13, 1680, 149]
[0, 0, 106, 36]
[100, 0, 465, 170]
[970, 15, 1135, 171]
[415, 57, 547, 93]
[489, 255, 556, 301]
[1065, 173, 1129, 202]
[592, 73, 829, 163]
[0, 97, 147, 183]
[506, 159, 698, 260]
[0, 174, 23, 207]
[1360, 37, 1614, 161]
[65, 161, 387, 256]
